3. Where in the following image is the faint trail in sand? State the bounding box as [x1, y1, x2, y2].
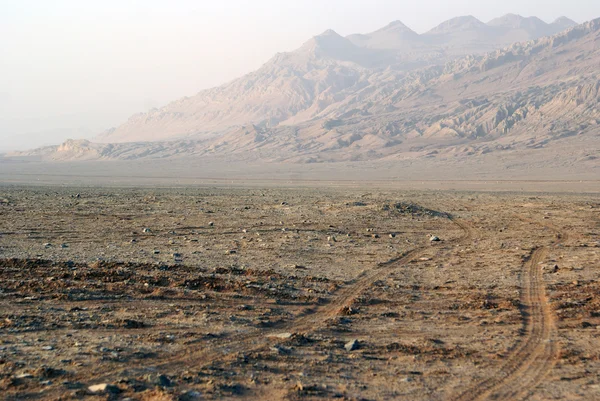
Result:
[453, 219, 565, 401]
[153, 216, 474, 368]
[33, 213, 473, 399]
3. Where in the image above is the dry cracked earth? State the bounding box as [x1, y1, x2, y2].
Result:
[0, 186, 599, 400]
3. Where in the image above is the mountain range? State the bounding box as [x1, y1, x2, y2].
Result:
[8, 14, 599, 174]
[94, 14, 578, 144]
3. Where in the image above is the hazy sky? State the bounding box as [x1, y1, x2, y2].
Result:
[1, 0, 599, 152]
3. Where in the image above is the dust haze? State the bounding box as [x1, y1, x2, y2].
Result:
[0, 2, 599, 400]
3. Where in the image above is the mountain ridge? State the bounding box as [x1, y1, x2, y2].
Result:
[96, 13, 580, 144]
[10, 15, 598, 175]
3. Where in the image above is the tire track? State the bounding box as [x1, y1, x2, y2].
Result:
[453, 220, 564, 401]
[34, 215, 473, 399]
[157, 216, 474, 368]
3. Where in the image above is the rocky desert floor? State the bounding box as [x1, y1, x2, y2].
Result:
[0, 186, 599, 400]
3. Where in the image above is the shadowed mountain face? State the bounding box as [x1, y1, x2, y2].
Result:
[11, 15, 598, 173]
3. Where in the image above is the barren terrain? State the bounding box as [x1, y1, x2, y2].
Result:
[0, 186, 599, 400]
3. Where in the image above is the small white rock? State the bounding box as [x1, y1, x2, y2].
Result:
[268, 332, 294, 339]
[88, 383, 120, 393]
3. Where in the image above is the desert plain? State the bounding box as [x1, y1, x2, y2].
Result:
[2, 5, 600, 401]
[0, 184, 598, 400]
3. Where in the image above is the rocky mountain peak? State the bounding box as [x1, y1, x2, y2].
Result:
[317, 29, 342, 38]
[347, 19, 419, 50]
[380, 20, 414, 32]
[427, 15, 487, 34]
[488, 14, 547, 29]
[552, 16, 578, 29]
[301, 29, 350, 52]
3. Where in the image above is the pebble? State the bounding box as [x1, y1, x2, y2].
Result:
[271, 345, 291, 355]
[269, 332, 294, 339]
[88, 383, 120, 394]
[181, 391, 202, 399]
[157, 374, 172, 387]
[345, 339, 359, 352]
